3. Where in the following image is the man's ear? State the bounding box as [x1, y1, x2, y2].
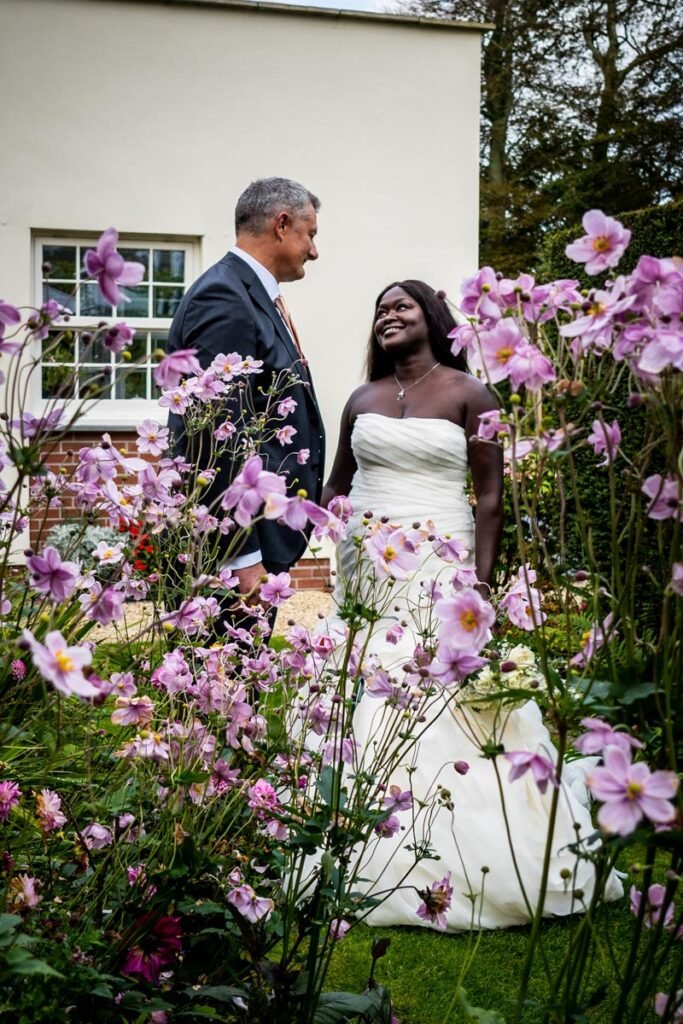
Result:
[274, 211, 290, 240]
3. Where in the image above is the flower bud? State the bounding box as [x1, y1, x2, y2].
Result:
[509, 393, 521, 405]
[454, 760, 470, 775]
[574, 570, 589, 582]
[627, 392, 644, 409]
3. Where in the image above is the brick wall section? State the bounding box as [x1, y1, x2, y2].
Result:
[32, 429, 331, 591]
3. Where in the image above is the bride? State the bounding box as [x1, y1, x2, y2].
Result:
[318, 279, 622, 931]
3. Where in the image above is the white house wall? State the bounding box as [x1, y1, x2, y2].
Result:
[0, 0, 482, 463]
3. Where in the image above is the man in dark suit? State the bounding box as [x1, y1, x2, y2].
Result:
[166, 177, 325, 615]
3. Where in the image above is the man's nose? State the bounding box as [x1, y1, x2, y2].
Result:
[309, 242, 319, 260]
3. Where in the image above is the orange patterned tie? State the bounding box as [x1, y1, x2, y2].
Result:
[274, 294, 305, 363]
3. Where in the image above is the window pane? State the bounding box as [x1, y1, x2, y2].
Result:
[119, 329, 148, 363]
[119, 248, 149, 280]
[42, 364, 75, 400]
[150, 330, 168, 357]
[43, 282, 76, 309]
[79, 367, 111, 400]
[42, 330, 75, 365]
[42, 245, 76, 281]
[81, 283, 113, 318]
[153, 249, 185, 283]
[154, 286, 183, 318]
[78, 334, 112, 364]
[114, 369, 147, 400]
[116, 285, 149, 317]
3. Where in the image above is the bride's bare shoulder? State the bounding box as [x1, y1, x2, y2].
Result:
[346, 379, 393, 416]
[443, 368, 497, 404]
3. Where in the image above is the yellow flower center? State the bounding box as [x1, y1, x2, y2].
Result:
[54, 648, 75, 673]
[103, 548, 113, 559]
[384, 546, 397, 562]
[588, 302, 606, 318]
[592, 235, 610, 252]
[496, 346, 514, 364]
[626, 781, 643, 800]
[460, 610, 478, 631]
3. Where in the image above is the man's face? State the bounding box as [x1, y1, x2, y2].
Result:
[275, 204, 319, 282]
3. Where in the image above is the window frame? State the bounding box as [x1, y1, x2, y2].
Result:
[33, 233, 197, 431]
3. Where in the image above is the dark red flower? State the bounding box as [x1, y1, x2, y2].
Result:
[120, 913, 182, 986]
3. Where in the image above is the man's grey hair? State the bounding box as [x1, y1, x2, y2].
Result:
[235, 177, 320, 235]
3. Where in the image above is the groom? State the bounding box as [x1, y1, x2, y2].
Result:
[166, 177, 325, 612]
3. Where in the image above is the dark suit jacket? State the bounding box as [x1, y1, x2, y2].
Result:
[166, 252, 325, 569]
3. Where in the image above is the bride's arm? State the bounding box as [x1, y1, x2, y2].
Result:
[320, 397, 357, 508]
[464, 383, 504, 588]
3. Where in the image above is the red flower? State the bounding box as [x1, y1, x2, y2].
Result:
[120, 914, 182, 986]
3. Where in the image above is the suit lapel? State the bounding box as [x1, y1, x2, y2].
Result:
[225, 253, 308, 378]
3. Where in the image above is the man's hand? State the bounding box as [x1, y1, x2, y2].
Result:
[234, 562, 266, 606]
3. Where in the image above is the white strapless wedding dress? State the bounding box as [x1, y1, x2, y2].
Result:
[331, 413, 622, 931]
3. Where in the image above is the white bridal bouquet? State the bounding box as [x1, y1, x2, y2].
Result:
[460, 644, 547, 711]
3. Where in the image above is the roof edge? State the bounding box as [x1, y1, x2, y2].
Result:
[108, 0, 491, 30]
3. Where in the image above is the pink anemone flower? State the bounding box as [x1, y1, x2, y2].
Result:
[565, 210, 631, 275]
[84, 227, 145, 306]
[587, 746, 679, 836]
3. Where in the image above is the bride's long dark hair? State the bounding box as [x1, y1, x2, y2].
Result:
[364, 279, 468, 382]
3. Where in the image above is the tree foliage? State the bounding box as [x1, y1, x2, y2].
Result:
[401, 0, 683, 272]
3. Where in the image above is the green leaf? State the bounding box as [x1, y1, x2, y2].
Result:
[314, 986, 393, 1023]
[316, 765, 335, 806]
[0, 915, 21, 937]
[617, 681, 656, 705]
[176, 1005, 225, 1019]
[184, 984, 248, 1003]
[2, 947, 63, 978]
[457, 987, 507, 1023]
[173, 768, 211, 785]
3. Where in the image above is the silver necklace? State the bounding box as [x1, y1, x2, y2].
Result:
[393, 362, 440, 401]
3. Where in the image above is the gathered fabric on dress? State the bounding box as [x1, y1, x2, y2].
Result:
[326, 413, 622, 931]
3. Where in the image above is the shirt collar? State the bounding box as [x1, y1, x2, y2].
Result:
[230, 246, 279, 302]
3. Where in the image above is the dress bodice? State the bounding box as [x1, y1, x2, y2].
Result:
[348, 413, 470, 523]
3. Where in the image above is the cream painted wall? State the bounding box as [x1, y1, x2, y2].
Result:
[0, 0, 482, 466]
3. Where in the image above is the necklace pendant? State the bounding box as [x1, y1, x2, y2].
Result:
[397, 389, 405, 400]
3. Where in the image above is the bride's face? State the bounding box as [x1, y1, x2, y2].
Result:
[374, 287, 429, 354]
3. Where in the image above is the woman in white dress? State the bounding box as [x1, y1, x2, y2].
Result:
[319, 280, 622, 930]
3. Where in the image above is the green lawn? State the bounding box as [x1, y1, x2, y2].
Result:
[325, 897, 657, 1024]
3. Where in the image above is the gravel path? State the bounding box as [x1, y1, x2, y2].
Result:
[90, 590, 334, 643]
